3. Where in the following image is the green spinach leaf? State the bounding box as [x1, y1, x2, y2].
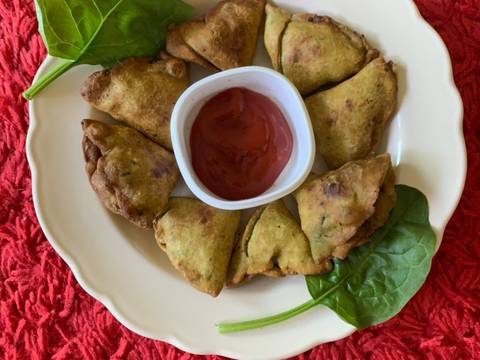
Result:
[217, 185, 436, 333]
[24, 0, 193, 99]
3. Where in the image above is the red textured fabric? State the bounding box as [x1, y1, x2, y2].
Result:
[0, 0, 479, 359]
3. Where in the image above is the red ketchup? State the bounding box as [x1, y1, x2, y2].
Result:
[190, 87, 293, 201]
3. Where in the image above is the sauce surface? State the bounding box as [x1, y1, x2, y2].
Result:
[190, 87, 293, 200]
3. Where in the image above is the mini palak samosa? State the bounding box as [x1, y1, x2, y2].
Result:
[167, 0, 265, 70]
[295, 154, 395, 263]
[82, 119, 179, 229]
[166, 25, 218, 71]
[154, 198, 240, 297]
[332, 166, 396, 259]
[264, 3, 377, 95]
[306, 57, 398, 169]
[81, 52, 189, 149]
[227, 200, 331, 286]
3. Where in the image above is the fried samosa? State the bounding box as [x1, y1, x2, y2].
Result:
[264, 3, 291, 71]
[166, 0, 265, 70]
[81, 52, 189, 149]
[295, 154, 393, 263]
[331, 166, 396, 259]
[306, 57, 398, 169]
[154, 198, 240, 297]
[227, 200, 332, 286]
[166, 25, 218, 71]
[264, 4, 377, 95]
[82, 120, 179, 229]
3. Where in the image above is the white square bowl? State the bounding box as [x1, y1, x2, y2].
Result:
[170, 66, 316, 210]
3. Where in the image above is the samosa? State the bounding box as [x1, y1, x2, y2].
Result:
[227, 200, 331, 286]
[263, 3, 291, 71]
[82, 120, 179, 229]
[166, 0, 265, 70]
[166, 25, 218, 71]
[295, 154, 394, 263]
[331, 166, 396, 259]
[264, 3, 377, 95]
[154, 198, 240, 297]
[306, 57, 398, 169]
[81, 52, 189, 149]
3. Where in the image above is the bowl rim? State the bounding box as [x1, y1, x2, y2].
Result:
[170, 66, 316, 210]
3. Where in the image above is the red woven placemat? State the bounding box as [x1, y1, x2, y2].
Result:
[1, 1, 479, 359]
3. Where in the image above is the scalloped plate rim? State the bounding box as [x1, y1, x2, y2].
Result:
[25, 0, 466, 358]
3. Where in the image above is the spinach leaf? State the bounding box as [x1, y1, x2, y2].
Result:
[217, 185, 436, 333]
[24, 0, 193, 99]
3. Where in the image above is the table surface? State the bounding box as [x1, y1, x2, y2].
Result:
[1, 0, 479, 359]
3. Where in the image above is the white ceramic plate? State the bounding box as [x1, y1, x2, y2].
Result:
[26, 0, 466, 358]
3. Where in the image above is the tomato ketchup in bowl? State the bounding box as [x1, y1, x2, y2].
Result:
[190, 87, 293, 201]
[171, 66, 315, 211]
